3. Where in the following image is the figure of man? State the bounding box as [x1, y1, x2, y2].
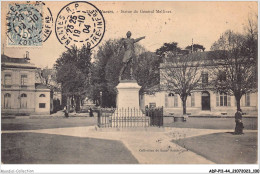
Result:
[234, 109, 244, 134]
[119, 31, 145, 81]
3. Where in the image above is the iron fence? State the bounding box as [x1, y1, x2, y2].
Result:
[146, 107, 163, 127]
[97, 107, 163, 128]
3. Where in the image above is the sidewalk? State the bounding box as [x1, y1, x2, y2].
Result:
[2, 111, 100, 119]
[4, 126, 254, 164]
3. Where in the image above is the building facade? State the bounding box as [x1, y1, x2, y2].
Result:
[1, 55, 51, 115]
[141, 52, 258, 116]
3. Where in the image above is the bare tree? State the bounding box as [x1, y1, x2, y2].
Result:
[161, 53, 202, 115]
[211, 29, 257, 110]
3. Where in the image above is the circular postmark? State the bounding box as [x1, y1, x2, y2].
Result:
[35, 1, 53, 42]
[55, 1, 105, 49]
[6, 2, 53, 46]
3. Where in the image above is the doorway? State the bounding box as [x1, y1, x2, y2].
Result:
[201, 91, 210, 110]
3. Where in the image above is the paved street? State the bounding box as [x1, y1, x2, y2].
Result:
[164, 117, 257, 130]
[2, 116, 257, 130]
[2, 117, 97, 130]
[1, 117, 258, 164]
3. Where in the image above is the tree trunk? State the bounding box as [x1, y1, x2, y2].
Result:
[182, 99, 187, 115]
[75, 95, 81, 112]
[235, 95, 242, 111]
[66, 96, 70, 116]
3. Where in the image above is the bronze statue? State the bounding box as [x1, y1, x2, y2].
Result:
[119, 31, 145, 81]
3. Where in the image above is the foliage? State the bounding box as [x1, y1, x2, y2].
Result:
[155, 42, 182, 62]
[134, 51, 160, 93]
[185, 44, 205, 52]
[88, 39, 160, 107]
[54, 45, 92, 111]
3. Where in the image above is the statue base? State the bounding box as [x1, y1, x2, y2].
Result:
[112, 80, 150, 127]
[116, 80, 141, 109]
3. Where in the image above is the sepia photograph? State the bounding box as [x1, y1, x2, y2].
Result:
[1, 1, 258, 173]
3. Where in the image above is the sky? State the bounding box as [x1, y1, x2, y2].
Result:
[1, 1, 258, 68]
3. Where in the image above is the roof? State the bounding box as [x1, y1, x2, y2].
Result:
[2, 54, 30, 63]
[2, 54, 37, 69]
[35, 83, 50, 90]
[160, 50, 227, 68]
[163, 50, 226, 61]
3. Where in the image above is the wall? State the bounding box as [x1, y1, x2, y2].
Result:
[35, 91, 51, 114]
[143, 91, 258, 116]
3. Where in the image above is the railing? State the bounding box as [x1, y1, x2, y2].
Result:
[97, 107, 163, 128]
[146, 107, 163, 127]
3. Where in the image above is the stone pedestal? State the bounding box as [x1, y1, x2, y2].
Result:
[111, 80, 150, 127]
[116, 80, 141, 109]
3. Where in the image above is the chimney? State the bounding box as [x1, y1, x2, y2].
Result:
[25, 51, 30, 61]
[26, 51, 29, 58]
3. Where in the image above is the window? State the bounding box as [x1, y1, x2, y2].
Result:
[191, 93, 195, 107]
[21, 93, 27, 97]
[20, 93, 27, 108]
[39, 94, 46, 97]
[201, 72, 208, 84]
[216, 93, 231, 106]
[165, 94, 168, 108]
[174, 95, 178, 107]
[39, 103, 46, 108]
[4, 74, 12, 88]
[245, 93, 250, 106]
[4, 93, 11, 109]
[21, 75, 28, 88]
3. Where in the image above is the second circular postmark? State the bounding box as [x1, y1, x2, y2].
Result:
[55, 1, 105, 49]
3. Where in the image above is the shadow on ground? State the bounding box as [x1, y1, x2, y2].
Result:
[2, 132, 138, 164]
[173, 132, 257, 164]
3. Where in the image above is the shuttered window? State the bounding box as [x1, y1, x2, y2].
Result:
[191, 93, 195, 107]
[216, 93, 219, 106]
[165, 94, 168, 108]
[245, 93, 250, 106]
[174, 95, 178, 107]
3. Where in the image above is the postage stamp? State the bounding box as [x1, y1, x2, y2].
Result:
[55, 1, 105, 49]
[6, 2, 53, 47]
[6, 3, 43, 46]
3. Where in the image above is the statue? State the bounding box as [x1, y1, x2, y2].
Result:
[119, 31, 145, 81]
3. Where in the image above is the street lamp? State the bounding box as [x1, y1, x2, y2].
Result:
[100, 91, 103, 108]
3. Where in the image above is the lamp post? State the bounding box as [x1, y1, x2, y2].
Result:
[100, 91, 102, 108]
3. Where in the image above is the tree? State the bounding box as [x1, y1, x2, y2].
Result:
[89, 39, 160, 107]
[88, 39, 124, 107]
[156, 42, 182, 62]
[161, 54, 202, 115]
[185, 44, 205, 52]
[54, 45, 92, 112]
[134, 51, 160, 93]
[210, 29, 257, 111]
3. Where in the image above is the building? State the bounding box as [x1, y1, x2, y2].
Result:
[141, 51, 258, 116]
[1, 54, 51, 115]
[35, 68, 62, 113]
